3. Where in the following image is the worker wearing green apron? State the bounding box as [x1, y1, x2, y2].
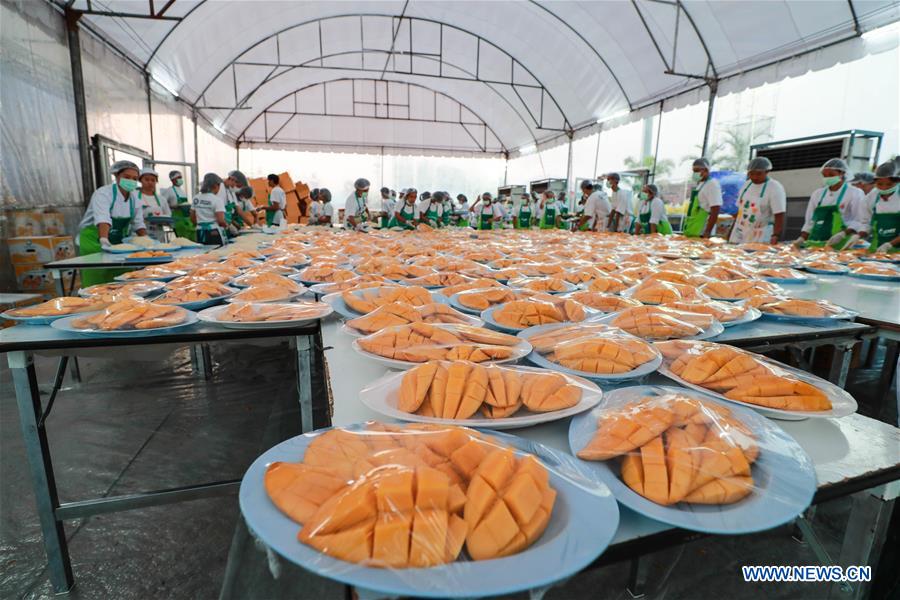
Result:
[539, 192, 557, 229]
[379, 187, 394, 229]
[793, 159, 865, 250]
[391, 190, 418, 229]
[454, 195, 470, 227]
[476, 193, 499, 230]
[422, 195, 441, 227]
[77, 160, 149, 287]
[514, 194, 534, 229]
[192, 173, 227, 246]
[683, 158, 722, 238]
[263, 174, 286, 227]
[863, 161, 900, 253]
[635, 184, 673, 235]
[164, 170, 195, 241]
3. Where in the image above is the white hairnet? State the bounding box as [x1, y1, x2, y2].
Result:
[645, 184, 660, 196]
[139, 167, 158, 178]
[111, 160, 139, 175]
[874, 161, 899, 180]
[168, 170, 182, 180]
[200, 173, 223, 193]
[821, 158, 849, 173]
[692, 158, 711, 170]
[748, 156, 773, 172]
[354, 178, 370, 190]
[850, 172, 875, 184]
[228, 170, 249, 186]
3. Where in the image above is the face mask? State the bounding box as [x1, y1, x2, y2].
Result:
[877, 184, 898, 196]
[691, 172, 702, 183]
[175, 178, 184, 187]
[118, 178, 138, 193]
[822, 175, 842, 187]
[639, 192, 648, 201]
[361, 191, 368, 201]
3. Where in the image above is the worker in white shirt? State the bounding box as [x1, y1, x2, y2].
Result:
[472, 192, 502, 230]
[727, 157, 786, 245]
[77, 160, 148, 286]
[850, 172, 875, 196]
[310, 188, 334, 226]
[454, 194, 470, 227]
[793, 158, 866, 249]
[263, 174, 286, 227]
[391, 188, 419, 230]
[634, 184, 672, 235]
[377, 187, 394, 228]
[440, 191, 453, 227]
[138, 168, 170, 220]
[606, 173, 635, 233]
[224, 170, 256, 230]
[575, 180, 611, 232]
[160, 170, 193, 241]
[307, 188, 321, 224]
[344, 177, 371, 230]
[682, 158, 723, 238]
[857, 161, 900, 254]
[191, 173, 227, 246]
[418, 192, 444, 227]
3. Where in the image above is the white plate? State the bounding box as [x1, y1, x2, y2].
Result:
[50, 310, 199, 336]
[322, 290, 448, 320]
[77, 281, 166, 298]
[516, 322, 662, 381]
[721, 306, 762, 328]
[568, 385, 816, 535]
[105, 245, 141, 254]
[359, 366, 603, 430]
[1, 311, 81, 326]
[800, 265, 849, 275]
[480, 305, 600, 335]
[341, 314, 484, 337]
[151, 286, 239, 311]
[225, 290, 307, 304]
[351, 335, 532, 370]
[114, 272, 185, 282]
[196, 302, 333, 329]
[507, 278, 578, 295]
[590, 312, 724, 341]
[658, 360, 857, 420]
[758, 307, 858, 324]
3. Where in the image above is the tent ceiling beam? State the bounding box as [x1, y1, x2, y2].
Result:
[238, 78, 507, 153]
[194, 14, 572, 133]
[631, 0, 717, 83]
[67, 0, 182, 20]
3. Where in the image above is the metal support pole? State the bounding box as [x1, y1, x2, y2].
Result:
[503, 151, 508, 186]
[295, 335, 314, 433]
[650, 101, 663, 184]
[593, 126, 602, 179]
[8, 351, 74, 593]
[145, 72, 155, 159]
[65, 9, 94, 205]
[235, 140, 240, 170]
[565, 133, 574, 201]
[700, 81, 718, 157]
[193, 109, 200, 192]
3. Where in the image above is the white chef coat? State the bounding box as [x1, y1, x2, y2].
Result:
[138, 190, 171, 219]
[609, 187, 634, 231]
[192, 192, 226, 224]
[639, 197, 667, 226]
[728, 178, 787, 244]
[858, 189, 900, 234]
[579, 191, 611, 230]
[695, 178, 723, 211]
[380, 196, 394, 216]
[268, 186, 286, 226]
[416, 201, 443, 222]
[801, 183, 865, 233]
[344, 192, 369, 227]
[309, 201, 321, 221]
[314, 202, 335, 224]
[160, 185, 188, 208]
[78, 183, 147, 234]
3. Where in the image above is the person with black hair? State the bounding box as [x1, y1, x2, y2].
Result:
[263, 174, 286, 226]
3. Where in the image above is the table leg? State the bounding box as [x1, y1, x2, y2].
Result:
[827, 492, 894, 599]
[626, 556, 650, 598]
[827, 343, 854, 389]
[8, 351, 74, 593]
[295, 335, 313, 433]
[191, 344, 212, 380]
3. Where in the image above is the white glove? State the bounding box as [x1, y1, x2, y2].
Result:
[842, 233, 860, 249]
[877, 242, 894, 253]
[792, 237, 805, 248]
[826, 232, 845, 246]
[100, 237, 112, 250]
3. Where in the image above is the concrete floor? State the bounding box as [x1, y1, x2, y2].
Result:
[1, 339, 896, 599]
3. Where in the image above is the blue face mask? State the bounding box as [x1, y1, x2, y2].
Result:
[691, 172, 702, 183]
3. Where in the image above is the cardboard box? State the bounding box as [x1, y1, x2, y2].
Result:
[249, 177, 269, 208]
[41, 211, 66, 235]
[285, 190, 301, 224]
[8, 235, 74, 264]
[295, 183, 310, 216]
[12, 211, 43, 237]
[13, 263, 55, 292]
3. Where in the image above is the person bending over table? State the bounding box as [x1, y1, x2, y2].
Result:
[77, 160, 148, 286]
[793, 158, 866, 250]
[310, 188, 334, 226]
[727, 156, 786, 245]
[191, 173, 227, 246]
[391, 188, 419, 230]
[634, 184, 672, 235]
[345, 178, 371, 231]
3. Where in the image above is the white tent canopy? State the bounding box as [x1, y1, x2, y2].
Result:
[60, 0, 899, 154]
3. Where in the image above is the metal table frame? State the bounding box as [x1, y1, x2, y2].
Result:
[3, 322, 323, 594]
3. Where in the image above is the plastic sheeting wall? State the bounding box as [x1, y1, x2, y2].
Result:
[0, 0, 82, 210]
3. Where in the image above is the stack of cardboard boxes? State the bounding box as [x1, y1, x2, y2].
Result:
[8, 210, 78, 298]
[247, 172, 311, 224]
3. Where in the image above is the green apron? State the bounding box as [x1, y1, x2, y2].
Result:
[424, 204, 440, 227]
[346, 194, 368, 228]
[266, 192, 276, 226]
[196, 221, 224, 246]
[575, 201, 590, 231]
[683, 180, 710, 237]
[540, 204, 556, 229]
[638, 200, 673, 235]
[868, 194, 900, 253]
[171, 189, 195, 240]
[517, 203, 533, 229]
[557, 204, 569, 230]
[79, 185, 136, 286]
[455, 208, 470, 227]
[442, 202, 451, 226]
[806, 183, 848, 247]
[390, 203, 416, 230]
[380, 203, 391, 229]
[478, 206, 494, 230]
